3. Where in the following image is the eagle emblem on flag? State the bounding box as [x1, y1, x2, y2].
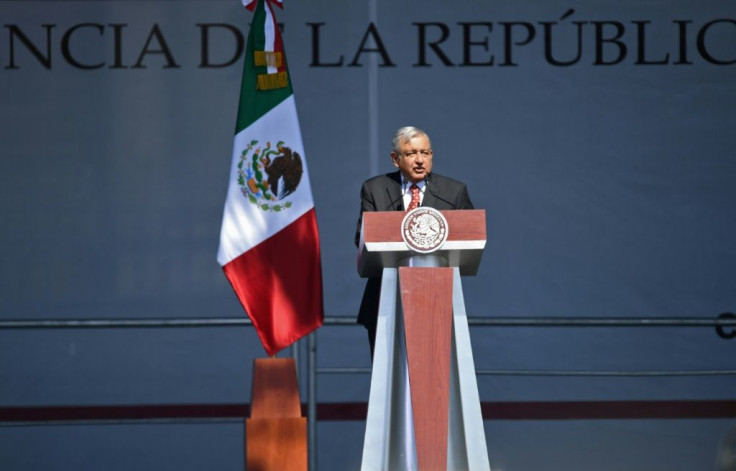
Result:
[237, 139, 303, 212]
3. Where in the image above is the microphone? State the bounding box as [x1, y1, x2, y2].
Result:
[424, 176, 457, 209]
[386, 185, 407, 211]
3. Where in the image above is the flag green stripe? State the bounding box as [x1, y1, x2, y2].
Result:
[235, 0, 293, 135]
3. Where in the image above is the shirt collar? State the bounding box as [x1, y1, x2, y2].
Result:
[400, 174, 427, 193]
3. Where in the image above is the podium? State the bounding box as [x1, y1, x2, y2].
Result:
[358, 210, 491, 471]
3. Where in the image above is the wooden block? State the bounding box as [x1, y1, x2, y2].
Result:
[250, 358, 302, 419]
[246, 358, 307, 470]
[246, 417, 307, 471]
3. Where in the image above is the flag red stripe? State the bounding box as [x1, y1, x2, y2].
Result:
[223, 209, 323, 355]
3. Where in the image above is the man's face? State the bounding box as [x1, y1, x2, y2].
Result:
[392, 134, 433, 183]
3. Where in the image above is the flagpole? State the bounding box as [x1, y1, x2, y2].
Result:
[307, 332, 318, 471]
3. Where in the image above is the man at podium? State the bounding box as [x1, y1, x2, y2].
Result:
[355, 126, 475, 355]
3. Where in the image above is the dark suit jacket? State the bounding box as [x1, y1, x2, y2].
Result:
[355, 171, 474, 331]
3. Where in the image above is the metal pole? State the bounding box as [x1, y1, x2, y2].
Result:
[291, 341, 299, 383]
[367, 0, 379, 178]
[1, 315, 733, 330]
[307, 331, 317, 471]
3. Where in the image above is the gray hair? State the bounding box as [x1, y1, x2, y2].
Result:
[392, 126, 431, 153]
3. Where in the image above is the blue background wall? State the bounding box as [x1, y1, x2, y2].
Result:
[1, 0, 734, 469]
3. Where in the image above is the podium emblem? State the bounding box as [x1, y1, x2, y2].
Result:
[401, 207, 449, 253]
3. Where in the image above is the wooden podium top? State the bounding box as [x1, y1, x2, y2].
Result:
[357, 209, 486, 278]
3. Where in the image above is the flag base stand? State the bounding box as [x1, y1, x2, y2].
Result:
[246, 358, 307, 471]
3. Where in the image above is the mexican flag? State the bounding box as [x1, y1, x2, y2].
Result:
[217, 0, 323, 356]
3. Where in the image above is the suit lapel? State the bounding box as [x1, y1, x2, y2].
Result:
[385, 172, 404, 211]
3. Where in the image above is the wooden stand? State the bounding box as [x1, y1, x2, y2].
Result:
[246, 358, 307, 471]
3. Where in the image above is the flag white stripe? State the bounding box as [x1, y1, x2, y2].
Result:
[217, 95, 314, 266]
